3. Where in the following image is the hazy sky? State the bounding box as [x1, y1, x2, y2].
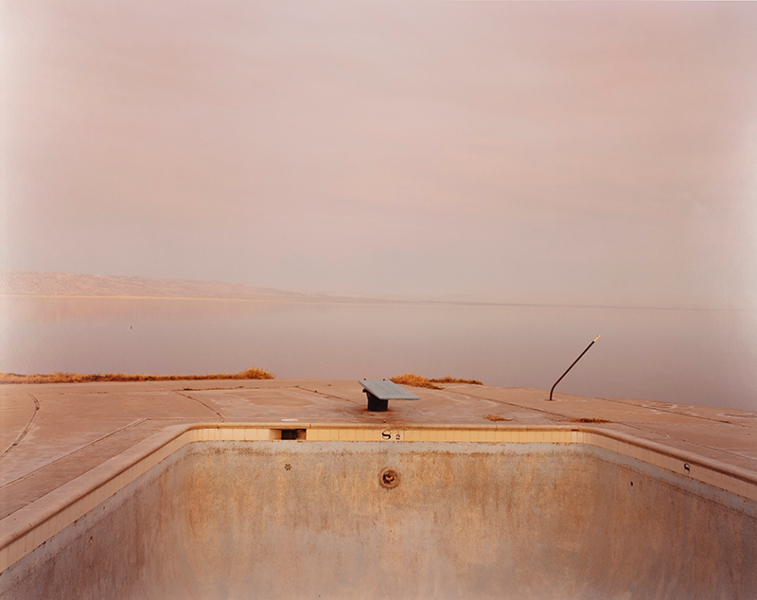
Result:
[2, 1, 757, 308]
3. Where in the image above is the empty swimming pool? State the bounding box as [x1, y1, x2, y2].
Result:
[1, 427, 756, 599]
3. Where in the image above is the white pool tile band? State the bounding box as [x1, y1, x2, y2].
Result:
[2, 423, 756, 573]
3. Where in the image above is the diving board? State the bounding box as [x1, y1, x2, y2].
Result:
[359, 379, 420, 412]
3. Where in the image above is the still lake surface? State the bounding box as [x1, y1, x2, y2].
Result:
[1, 296, 755, 411]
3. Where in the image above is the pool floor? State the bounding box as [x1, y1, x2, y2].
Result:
[2, 440, 756, 600]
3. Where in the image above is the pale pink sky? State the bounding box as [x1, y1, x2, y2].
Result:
[2, 1, 756, 308]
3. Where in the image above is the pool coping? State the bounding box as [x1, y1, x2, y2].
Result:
[2, 421, 757, 573]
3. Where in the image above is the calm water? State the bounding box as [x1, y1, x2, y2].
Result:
[1, 296, 755, 411]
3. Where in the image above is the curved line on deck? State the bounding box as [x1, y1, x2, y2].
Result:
[173, 390, 225, 422]
[0, 394, 40, 462]
[294, 385, 360, 404]
[0, 417, 148, 492]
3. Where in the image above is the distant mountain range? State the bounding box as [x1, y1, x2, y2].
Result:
[0, 269, 359, 303]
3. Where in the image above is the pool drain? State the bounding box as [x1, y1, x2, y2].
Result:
[379, 468, 401, 489]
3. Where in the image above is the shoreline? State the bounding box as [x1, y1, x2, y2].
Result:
[1, 294, 750, 312]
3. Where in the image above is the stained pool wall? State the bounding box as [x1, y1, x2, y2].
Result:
[1, 441, 756, 600]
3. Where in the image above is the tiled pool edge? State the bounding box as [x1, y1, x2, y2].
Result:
[1, 422, 756, 573]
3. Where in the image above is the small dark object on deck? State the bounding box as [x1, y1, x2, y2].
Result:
[359, 379, 420, 412]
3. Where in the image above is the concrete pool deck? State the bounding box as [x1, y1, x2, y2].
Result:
[1, 379, 757, 583]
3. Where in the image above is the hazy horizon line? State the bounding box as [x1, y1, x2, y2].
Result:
[1, 267, 753, 313]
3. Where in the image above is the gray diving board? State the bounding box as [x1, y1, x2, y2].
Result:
[359, 379, 420, 412]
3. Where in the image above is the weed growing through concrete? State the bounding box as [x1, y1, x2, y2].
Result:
[390, 373, 483, 389]
[430, 376, 484, 385]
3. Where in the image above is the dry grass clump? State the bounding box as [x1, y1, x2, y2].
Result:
[484, 414, 512, 422]
[0, 367, 275, 384]
[390, 373, 484, 389]
[429, 376, 483, 385]
[390, 373, 443, 389]
[569, 418, 611, 424]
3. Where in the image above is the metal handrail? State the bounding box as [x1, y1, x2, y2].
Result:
[548, 335, 600, 401]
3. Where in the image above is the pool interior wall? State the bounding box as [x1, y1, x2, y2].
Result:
[1, 440, 755, 600]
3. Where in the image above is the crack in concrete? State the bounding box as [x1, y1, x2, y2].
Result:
[172, 391, 225, 422]
[0, 395, 40, 462]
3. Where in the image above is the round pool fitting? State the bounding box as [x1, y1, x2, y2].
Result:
[379, 467, 401, 489]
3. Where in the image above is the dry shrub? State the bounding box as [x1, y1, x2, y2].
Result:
[484, 414, 511, 422]
[390, 373, 484, 389]
[0, 368, 275, 384]
[429, 376, 483, 385]
[569, 418, 611, 424]
[389, 373, 443, 390]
